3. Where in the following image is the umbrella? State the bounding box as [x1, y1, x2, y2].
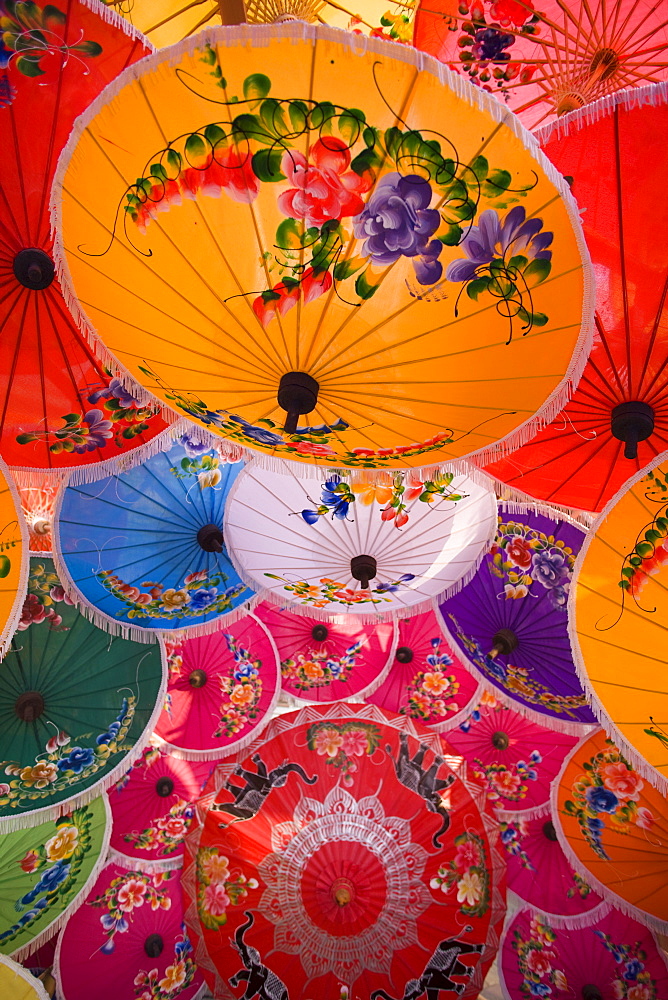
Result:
[54, 862, 204, 1000]
[0, 796, 110, 962]
[483, 84, 668, 514]
[54, 436, 255, 638]
[0, 955, 50, 1000]
[438, 504, 596, 731]
[53, 22, 593, 474]
[500, 905, 668, 999]
[18, 481, 56, 555]
[0, 455, 28, 659]
[553, 728, 668, 932]
[0, 0, 172, 480]
[569, 456, 668, 792]
[412, 0, 668, 129]
[152, 611, 281, 758]
[225, 462, 497, 620]
[498, 805, 606, 923]
[108, 747, 213, 869]
[367, 607, 482, 726]
[257, 600, 397, 702]
[0, 556, 165, 827]
[444, 692, 579, 816]
[182, 701, 506, 999]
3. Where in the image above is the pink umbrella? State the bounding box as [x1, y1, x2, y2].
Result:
[55, 861, 203, 1000]
[153, 611, 280, 759]
[368, 608, 482, 728]
[500, 905, 668, 999]
[108, 747, 213, 870]
[445, 694, 579, 816]
[499, 806, 606, 923]
[255, 601, 396, 703]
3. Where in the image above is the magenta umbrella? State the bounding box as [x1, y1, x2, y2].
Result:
[153, 611, 280, 759]
[54, 861, 204, 1000]
[256, 601, 396, 702]
[368, 608, 482, 728]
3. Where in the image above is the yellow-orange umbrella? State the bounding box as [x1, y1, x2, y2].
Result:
[54, 24, 592, 474]
[570, 456, 668, 794]
[0, 956, 50, 1000]
[0, 458, 28, 660]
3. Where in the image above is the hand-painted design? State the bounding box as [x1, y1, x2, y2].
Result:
[489, 517, 576, 609]
[457, 689, 502, 732]
[511, 915, 568, 998]
[16, 375, 160, 456]
[594, 930, 658, 1000]
[114, 745, 163, 794]
[0, 0, 102, 109]
[195, 848, 258, 930]
[644, 718, 668, 750]
[365, 7, 415, 43]
[386, 733, 455, 848]
[401, 637, 462, 721]
[97, 567, 247, 622]
[213, 631, 264, 738]
[264, 574, 416, 609]
[123, 799, 193, 857]
[17, 561, 74, 632]
[429, 831, 490, 918]
[169, 436, 242, 488]
[473, 750, 542, 805]
[298, 476, 356, 524]
[306, 721, 381, 785]
[446, 611, 589, 719]
[0, 805, 97, 948]
[560, 739, 651, 861]
[90, 869, 173, 954]
[369, 930, 484, 1000]
[566, 872, 594, 900]
[133, 925, 198, 999]
[280, 640, 363, 691]
[499, 819, 534, 870]
[0, 698, 137, 809]
[212, 753, 318, 824]
[619, 468, 668, 603]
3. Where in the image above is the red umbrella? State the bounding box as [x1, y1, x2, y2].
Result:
[0, 0, 171, 481]
[482, 84, 668, 513]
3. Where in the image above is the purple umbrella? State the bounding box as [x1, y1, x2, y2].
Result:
[439, 506, 595, 733]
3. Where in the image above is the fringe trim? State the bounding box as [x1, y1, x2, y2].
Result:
[80, 0, 156, 48]
[0, 954, 51, 998]
[50, 22, 593, 476]
[506, 890, 612, 931]
[535, 80, 668, 146]
[494, 799, 556, 823]
[494, 491, 595, 529]
[106, 846, 183, 873]
[8, 795, 113, 963]
[0, 458, 30, 662]
[497, 499, 588, 535]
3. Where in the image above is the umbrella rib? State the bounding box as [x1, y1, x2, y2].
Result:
[0, 288, 31, 446]
[636, 272, 668, 399]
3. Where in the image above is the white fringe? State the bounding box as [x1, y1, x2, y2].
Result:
[0, 457, 30, 663]
[494, 490, 595, 529]
[106, 845, 183, 873]
[0, 954, 51, 998]
[506, 889, 612, 931]
[80, 0, 156, 48]
[535, 80, 668, 146]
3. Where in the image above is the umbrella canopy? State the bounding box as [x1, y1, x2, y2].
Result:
[483, 85, 668, 514]
[0, 955, 49, 1000]
[569, 457, 668, 792]
[225, 463, 497, 619]
[54, 862, 204, 1000]
[0, 0, 172, 479]
[500, 905, 668, 999]
[554, 728, 668, 932]
[0, 556, 165, 827]
[0, 797, 110, 961]
[18, 481, 56, 555]
[0, 455, 28, 659]
[152, 612, 281, 759]
[108, 747, 213, 869]
[439, 505, 596, 731]
[53, 22, 593, 474]
[182, 702, 505, 998]
[444, 693, 579, 816]
[413, 0, 668, 129]
[367, 607, 482, 726]
[256, 600, 397, 702]
[54, 436, 255, 638]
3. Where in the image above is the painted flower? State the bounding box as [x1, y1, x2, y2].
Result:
[601, 762, 644, 801]
[506, 535, 533, 570]
[182, 145, 260, 204]
[19, 850, 41, 874]
[278, 137, 370, 228]
[202, 881, 230, 916]
[285, 440, 337, 458]
[19, 761, 58, 788]
[45, 730, 71, 754]
[45, 825, 78, 862]
[302, 660, 324, 680]
[340, 730, 368, 757]
[532, 549, 569, 589]
[73, 409, 114, 453]
[155, 816, 188, 839]
[489, 768, 522, 795]
[553, 969, 568, 992]
[352, 478, 394, 505]
[472, 25, 515, 62]
[161, 589, 190, 610]
[314, 727, 344, 757]
[489, 0, 535, 25]
[18, 593, 48, 628]
[525, 948, 554, 977]
[422, 671, 450, 695]
[88, 378, 141, 409]
[198, 468, 222, 489]
[35, 861, 69, 893]
[456, 870, 482, 906]
[504, 583, 530, 599]
[446, 206, 553, 284]
[454, 840, 481, 869]
[117, 877, 148, 912]
[627, 986, 653, 1000]
[159, 960, 187, 993]
[353, 172, 443, 284]
[229, 683, 254, 706]
[636, 806, 654, 830]
[57, 746, 95, 774]
[189, 587, 218, 611]
[585, 785, 619, 813]
[229, 415, 284, 447]
[201, 853, 230, 883]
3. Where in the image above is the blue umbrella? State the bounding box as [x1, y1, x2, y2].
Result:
[55, 435, 255, 637]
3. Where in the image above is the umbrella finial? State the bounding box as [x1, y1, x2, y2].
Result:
[350, 554, 377, 591]
[491, 731, 510, 751]
[582, 986, 603, 1000]
[197, 523, 224, 553]
[277, 372, 319, 434]
[542, 820, 558, 842]
[611, 401, 655, 460]
[311, 624, 328, 642]
[396, 646, 414, 664]
[489, 628, 518, 660]
[189, 669, 208, 688]
[13, 248, 55, 290]
[156, 777, 175, 797]
[143, 934, 164, 958]
[14, 691, 45, 722]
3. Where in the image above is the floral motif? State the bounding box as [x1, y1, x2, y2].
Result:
[429, 831, 490, 918]
[90, 870, 173, 954]
[306, 721, 381, 785]
[619, 469, 668, 603]
[17, 562, 74, 632]
[123, 799, 193, 857]
[278, 137, 370, 229]
[401, 636, 463, 721]
[213, 631, 264, 738]
[281, 640, 363, 691]
[512, 915, 567, 998]
[473, 749, 541, 806]
[97, 567, 247, 622]
[594, 931, 657, 1000]
[196, 847, 258, 930]
[488, 518, 576, 610]
[264, 573, 416, 609]
[134, 926, 198, 999]
[499, 819, 534, 870]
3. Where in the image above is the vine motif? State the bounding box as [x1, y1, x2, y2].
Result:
[281, 639, 363, 691]
[593, 931, 657, 1000]
[511, 915, 568, 998]
[97, 567, 247, 622]
[618, 468, 668, 603]
[213, 631, 264, 738]
[429, 831, 490, 917]
[264, 573, 416, 609]
[306, 721, 381, 785]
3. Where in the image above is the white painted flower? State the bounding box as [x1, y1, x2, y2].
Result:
[456, 870, 482, 907]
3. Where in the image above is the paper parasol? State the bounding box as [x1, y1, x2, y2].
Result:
[53, 22, 593, 474]
[225, 463, 497, 620]
[367, 607, 482, 726]
[182, 702, 506, 999]
[569, 457, 668, 792]
[413, 0, 668, 129]
[0, 955, 50, 1000]
[54, 862, 204, 1000]
[152, 612, 281, 759]
[0, 556, 165, 828]
[0, 456, 28, 659]
[108, 746, 213, 869]
[0, 797, 110, 961]
[444, 693, 579, 817]
[500, 905, 668, 1000]
[554, 728, 668, 932]
[18, 481, 56, 555]
[484, 85, 668, 513]
[54, 436, 254, 638]
[439, 505, 596, 731]
[256, 600, 397, 702]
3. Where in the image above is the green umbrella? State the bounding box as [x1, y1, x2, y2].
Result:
[0, 796, 110, 960]
[0, 558, 165, 828]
